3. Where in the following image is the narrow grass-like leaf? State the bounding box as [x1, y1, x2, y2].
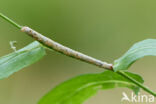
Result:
[114, 39, 156, 71]
[0, 41, 46, 79]
[39, 71, 143, 104]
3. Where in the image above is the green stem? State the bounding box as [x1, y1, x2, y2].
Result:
[0, 13, 156, 97]
[117, 71, 156, 96]
[0, 13, 22, 29]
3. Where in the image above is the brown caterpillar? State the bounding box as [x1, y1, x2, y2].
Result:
[21, 26, 113, 70]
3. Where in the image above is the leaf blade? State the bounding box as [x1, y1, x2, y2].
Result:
[38, 71, 143, 104]
[0, 41, 46, 79]
[114, 39, 156, 71]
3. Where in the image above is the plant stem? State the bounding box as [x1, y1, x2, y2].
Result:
[0, 13, 156, 97]
[0, 13, 22, 29]
[117, 71, 156, 96]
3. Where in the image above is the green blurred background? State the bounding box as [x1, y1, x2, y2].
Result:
[0, 0, 156, 104]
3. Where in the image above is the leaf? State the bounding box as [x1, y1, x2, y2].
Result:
[0, 41, 46, 79]
[114, 39, 156, 71]
[38, 71, 144, 104]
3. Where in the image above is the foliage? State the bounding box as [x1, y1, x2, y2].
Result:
[0, 39, 156, 103]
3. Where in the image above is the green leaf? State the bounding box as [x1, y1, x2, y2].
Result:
[38, 71, 144, 104]
[114, 39, 156, 71]
[0, 41, 46, 79]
